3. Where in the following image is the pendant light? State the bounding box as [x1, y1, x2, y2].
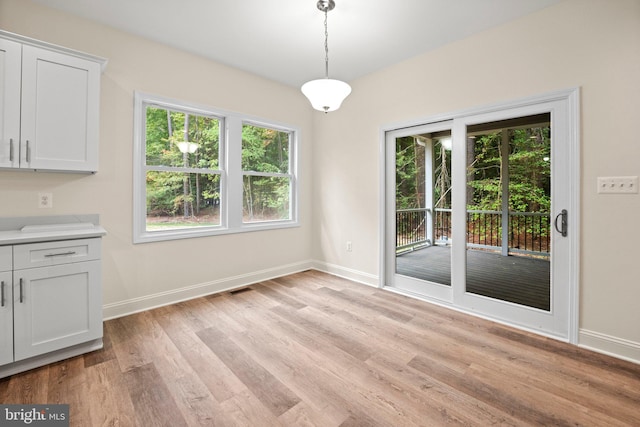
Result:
[301, 0, 351, 113]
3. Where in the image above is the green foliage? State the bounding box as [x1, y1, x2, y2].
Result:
[145, 108, 293, 222]
[145, 107, 222, 218]
[395, 136, 425, 210]
[396, 137, 451, 210]
[242, 124, 291, 221]
[242, 124, 289, 173]
[146, 171, 184, 216]
[468, 128, 550, 213]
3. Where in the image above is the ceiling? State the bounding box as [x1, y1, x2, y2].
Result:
[31, 0, 562, 88]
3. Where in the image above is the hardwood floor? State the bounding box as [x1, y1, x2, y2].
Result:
[1, 270, 639, 426]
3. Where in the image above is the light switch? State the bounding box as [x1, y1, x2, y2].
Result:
[597, 176, 638, 194]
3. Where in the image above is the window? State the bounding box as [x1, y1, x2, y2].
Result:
[133, 92, 298, 243]
[242, 123, 292, 223]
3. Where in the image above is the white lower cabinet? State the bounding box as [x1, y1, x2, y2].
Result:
[0, 246, 13, 366]
[0, 238, 102, 376]
[13, 260, 102, 361]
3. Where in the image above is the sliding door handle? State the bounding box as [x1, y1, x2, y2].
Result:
[554, 209, 568, 237]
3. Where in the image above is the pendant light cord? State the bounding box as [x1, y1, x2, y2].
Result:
[324, 7, 329, 79]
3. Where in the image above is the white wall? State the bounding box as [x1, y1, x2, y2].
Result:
[0, 0, 315, 317]
[312, 0, 640, 362]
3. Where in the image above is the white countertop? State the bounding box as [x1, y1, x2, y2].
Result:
[0, 217, 107, 245]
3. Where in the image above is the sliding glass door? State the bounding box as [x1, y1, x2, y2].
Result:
[386, 121, 454, 302]
[463, 114, 551, 311]
[384, 91, 579, 341]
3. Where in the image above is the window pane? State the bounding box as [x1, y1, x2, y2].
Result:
[466, 117, 551, 311]
[146, 171, 221, 230]
[146, 107, 220, 169]
[243, 175, 290, 222]
[394, 134, 453, 287]
[242, 124, 290, 173]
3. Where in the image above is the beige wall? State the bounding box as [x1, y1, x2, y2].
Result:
[0, 0, 314, 315]
[2, 0, 639, 362]
[312, 0, 640, 360]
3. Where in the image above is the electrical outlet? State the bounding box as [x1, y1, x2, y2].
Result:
[597, 176, 639, 194]
[346, 241, 353, 252]
[38, 192, 53, 208]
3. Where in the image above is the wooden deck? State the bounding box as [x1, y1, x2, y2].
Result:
[396, 246, 550, 310]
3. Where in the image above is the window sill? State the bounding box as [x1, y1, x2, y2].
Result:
[133, 220, 300, 244]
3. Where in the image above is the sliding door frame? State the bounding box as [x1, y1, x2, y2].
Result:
[379, 88, 580, 343]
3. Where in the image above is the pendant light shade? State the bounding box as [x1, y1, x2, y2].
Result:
[301, 78, 352, 113]
[301, 0, 351, 113]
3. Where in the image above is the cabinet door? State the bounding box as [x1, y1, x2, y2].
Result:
[0, 271, 12, 366]
[20, 45, 100, 172]
[13, 261, 102, 361]
[0, 38, 21, 169]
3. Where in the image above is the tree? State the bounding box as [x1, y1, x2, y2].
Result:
[467, 127, 550, 213]
[241, 124, 290, 221]
[395, 136, 424, 209]
[145, 107, 221, 220]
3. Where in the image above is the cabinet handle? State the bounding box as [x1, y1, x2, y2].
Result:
[26, 140, 31, 163]
[19, 278, 23, 303]
[44, 251, 77, 258]
[9, 139, 14, 162]
[1, 281, 4, 307]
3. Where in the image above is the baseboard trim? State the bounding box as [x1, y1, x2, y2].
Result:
[579, 329, 640, 365]
[102, 260, 314, 320]
[310, 260, 379, 288]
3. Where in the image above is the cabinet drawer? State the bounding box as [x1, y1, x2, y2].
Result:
[13, 238, 101, 270]
[0, 247, 11, 272]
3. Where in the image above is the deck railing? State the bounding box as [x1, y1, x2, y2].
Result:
[396, 209, 430, 250]
[396, 208, 550, 255]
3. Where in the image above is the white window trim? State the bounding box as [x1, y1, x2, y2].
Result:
[133, 91, 299, 244]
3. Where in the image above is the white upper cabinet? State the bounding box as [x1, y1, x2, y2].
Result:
[20, 45, 101, 171]
[0, 38, 21, 169]
[0, 31, 106, 173]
